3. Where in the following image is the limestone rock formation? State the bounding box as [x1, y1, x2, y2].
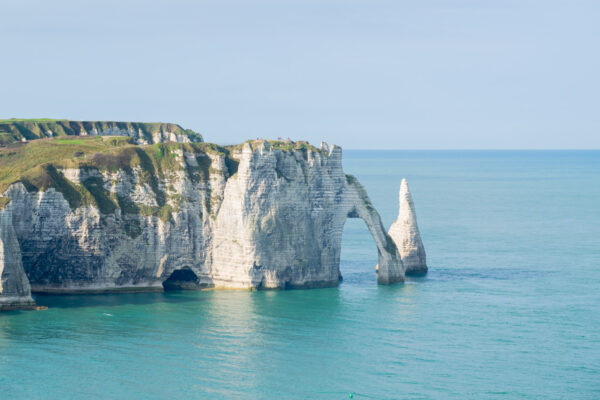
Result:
[0, 138, 408, 309]
[0, 206, 36, 310]
[388, 179, 427, 275]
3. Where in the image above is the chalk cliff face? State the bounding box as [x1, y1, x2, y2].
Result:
[388, 179, 427, 275]
[0, 120, 203, 145]
[0, 139, 408, 309]
[0, 206, 36, 310]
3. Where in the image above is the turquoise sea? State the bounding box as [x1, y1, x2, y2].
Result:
[1, 150, 599, 399]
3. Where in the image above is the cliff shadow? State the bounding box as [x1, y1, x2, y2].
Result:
[32, 290, 203, 309]
[162, 267, 215, 291]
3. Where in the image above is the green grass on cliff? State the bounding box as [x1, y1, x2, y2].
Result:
[54, 137, 86, 145]
[0, 119, 203, 144]
[0, 137, 233, 216]
[0, 135, 327, 224]
[0, 196, 11, 209]
[227, 139, 324, 154]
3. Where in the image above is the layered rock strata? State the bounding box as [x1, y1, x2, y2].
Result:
[387, 178, 427, 275]
[0, 120, 203, 145]
[0, 140, 410, 309]
[0, 206, 36, 310]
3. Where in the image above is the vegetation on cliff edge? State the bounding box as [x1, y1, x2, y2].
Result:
[0, 137, 234, 218]
[0, 133, 328, 222]
[0, 119, 203, 144]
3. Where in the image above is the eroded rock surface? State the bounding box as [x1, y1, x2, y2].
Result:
[0, 120, 202, 145]
[388, 179, 427, 275]
[0, 206, 36, 310]
[0, 141, 408, 308]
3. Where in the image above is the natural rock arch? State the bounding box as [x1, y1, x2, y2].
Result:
[0, 140, 428, 310]
[337, 177, 427, 282]
[339, 175, 404, 284]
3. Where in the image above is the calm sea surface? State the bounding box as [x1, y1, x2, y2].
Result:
[1, 150, 599, 399]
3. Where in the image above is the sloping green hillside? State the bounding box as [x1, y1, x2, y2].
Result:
[0, 136, 229, 216]
[0, 133, 326, 221]
[0, 119, 203, 144]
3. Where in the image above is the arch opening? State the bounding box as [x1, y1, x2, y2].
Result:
[340, 213, 379, 284]
[162, 267, 201, 291]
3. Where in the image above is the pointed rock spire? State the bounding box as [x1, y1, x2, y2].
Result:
[388, 179, 427, 275]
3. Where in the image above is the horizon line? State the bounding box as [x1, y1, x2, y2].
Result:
[339, 148, 600, 151]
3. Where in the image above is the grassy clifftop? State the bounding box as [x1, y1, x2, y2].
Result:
[0, 119, 203, 144]
[229, 139, 325, 154]
[0, 137, 325, 195]
[0, 124, 328, 223]
[0, 136, 233, 218]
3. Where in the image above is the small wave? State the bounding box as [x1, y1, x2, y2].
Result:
[431, 266, 554, 281]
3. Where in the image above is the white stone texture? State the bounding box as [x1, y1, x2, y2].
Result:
[0, 142, 411, 307]
[388, 179, 427, 275]
[0, 205, 36, 309]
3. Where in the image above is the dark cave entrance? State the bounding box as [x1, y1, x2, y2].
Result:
[162, 268, 200, 291]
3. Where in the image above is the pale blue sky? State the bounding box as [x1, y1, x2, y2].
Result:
[1, 0, 598, 149]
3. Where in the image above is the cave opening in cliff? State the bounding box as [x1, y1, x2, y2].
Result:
[162, 268, 201, 291]
[340, 217, 378, 283]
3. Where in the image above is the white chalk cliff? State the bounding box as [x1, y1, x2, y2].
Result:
[387, 179, 427, 275]
[0, 139, 424, 310]
[0, 206, 36, 310]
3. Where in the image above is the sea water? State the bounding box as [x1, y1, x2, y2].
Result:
[0, 150, 598, 399]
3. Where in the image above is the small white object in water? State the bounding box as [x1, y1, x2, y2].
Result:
[103, 313, 113, 317]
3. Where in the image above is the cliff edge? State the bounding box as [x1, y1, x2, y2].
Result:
[0, 119, 203, 145]
[0, 134, 416, 309]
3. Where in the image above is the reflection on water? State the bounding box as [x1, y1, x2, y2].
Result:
[0, 283, 415, 399]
